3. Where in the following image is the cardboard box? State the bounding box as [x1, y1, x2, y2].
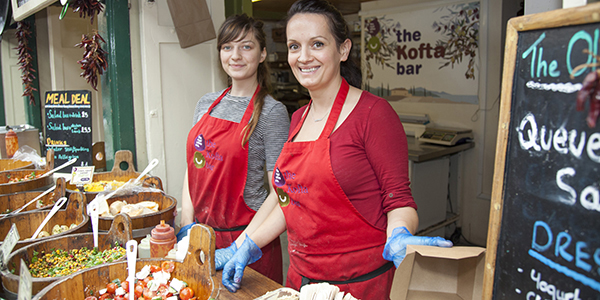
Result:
[390, 245, 485, 300]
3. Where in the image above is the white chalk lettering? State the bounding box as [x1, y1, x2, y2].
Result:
[517, 113, 599, 163]
[530, 269, 582, 300]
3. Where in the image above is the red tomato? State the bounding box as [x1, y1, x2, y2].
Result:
[106, 282, 118, 294]
[134, 285, 144, 298]
[161, 261, 175, 273]
[157, 284, 171, 299]
[98, 294, 110, 300]
[180, 287, 194, 300]
[142, 277, 152, 287]
[121, 280, 130, 293]
[114, 296, 125, 300]
[84, 297, 98, 300]
[149, 265, 162, 273]
[142, 287, 157, 300]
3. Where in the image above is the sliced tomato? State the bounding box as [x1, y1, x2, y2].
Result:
[121, 280, 130, 293]
[98, 294, 111, 300]
[106, 282, 118, 294]
[142, 287, 157, 300]
[134, 284, 144, 298]
[84, 297, 98, 300]
[157, 283, 171, 299]
[142, 277, 152, 287]
[161, 261, 175, 273]
[149, 265, 162, 273]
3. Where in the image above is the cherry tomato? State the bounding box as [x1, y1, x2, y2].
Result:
[84, 297, 98, 300]
[161, 261, 175, 273]
[180, 287, 194, 300]
[134, 284, 144, 298]
[157, 284, 171, 299]
[121, 280, 130, 293]
[149, 265, 162, 273]
[106, 282, 118, 294]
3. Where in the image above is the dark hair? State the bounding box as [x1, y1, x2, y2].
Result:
[287, 0, 362, 88]
[217, 14, 272, 147]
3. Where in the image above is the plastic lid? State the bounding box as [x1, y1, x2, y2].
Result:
[5, 129, 16, 137]
[151, 220, 175, 241]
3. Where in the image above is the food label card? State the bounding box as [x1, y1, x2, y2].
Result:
[0, 223, 20, 266]
[18, 259, 32, 300]
[71, 166, 95, 185]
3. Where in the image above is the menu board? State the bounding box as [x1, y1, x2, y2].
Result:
[44, 90, 93, 169]
[484, 4, 600, 299]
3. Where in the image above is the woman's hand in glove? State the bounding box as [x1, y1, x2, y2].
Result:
[222, 235, 262, 292]
[382, 226, 453, 267]
[215, 242, 237, 270]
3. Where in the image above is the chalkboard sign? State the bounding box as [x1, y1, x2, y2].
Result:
[44, 90, 93, 170]
[483, 4, 600, 299]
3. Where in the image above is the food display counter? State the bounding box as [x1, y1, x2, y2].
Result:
[216, 268, 283, 299]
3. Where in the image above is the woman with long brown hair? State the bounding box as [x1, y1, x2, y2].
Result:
[180, 13, 289, 284]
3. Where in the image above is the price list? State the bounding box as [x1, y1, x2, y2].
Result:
[44, 90, 93, 169]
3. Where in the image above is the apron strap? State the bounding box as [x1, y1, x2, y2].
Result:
[319, 78, 349, 139]
[300, 261, 394, 287]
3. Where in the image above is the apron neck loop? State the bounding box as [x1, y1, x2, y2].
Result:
[319, 78, 349, 139]
[240, 85, 260, 126]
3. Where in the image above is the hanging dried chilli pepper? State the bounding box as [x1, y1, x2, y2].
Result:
[75, 31, 108, 91]
[15, 21, 37, 105]
[576, 70, 600, 128]
[70, 0, 104, 25]
[571, 49, 600, 128]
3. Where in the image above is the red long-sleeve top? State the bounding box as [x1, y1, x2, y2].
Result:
[290, 91, 417, 230]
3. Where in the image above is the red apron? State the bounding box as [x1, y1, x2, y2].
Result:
[273, 79, 394, 299]
[187, 86, 282, 284]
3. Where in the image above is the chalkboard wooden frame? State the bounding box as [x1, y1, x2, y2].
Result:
[483, 3, 600, 298]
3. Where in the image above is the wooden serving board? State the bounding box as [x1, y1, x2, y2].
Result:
[65, 150, 164, 203]
[1, 213, 133, 295]
[0, 191, 89, 252]
[0, 177, 67, 215]
[34, 223, 219, 300]
[0, 150, 55, 195]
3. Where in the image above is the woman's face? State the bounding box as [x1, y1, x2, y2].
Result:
[286, 13, 350, 92]
[220, 31, 266, 83]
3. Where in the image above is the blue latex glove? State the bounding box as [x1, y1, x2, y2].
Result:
[222, 235, 262, 293]
[383, 226, 453, 267]
[176, 222, 196, 242]
[215, 242, 237, 271]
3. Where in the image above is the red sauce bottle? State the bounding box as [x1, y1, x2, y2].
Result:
[5, 129, 18, 159]
[149, 220, 176, 258]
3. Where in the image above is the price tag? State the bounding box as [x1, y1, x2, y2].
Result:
[0, 223, 20, 267]
[18, 259, 32, 300]
[71, 166, 95, 185]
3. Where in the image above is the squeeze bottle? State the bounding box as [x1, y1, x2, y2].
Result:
[5, 128, 18, 158]
[149, 220, 176, 258]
